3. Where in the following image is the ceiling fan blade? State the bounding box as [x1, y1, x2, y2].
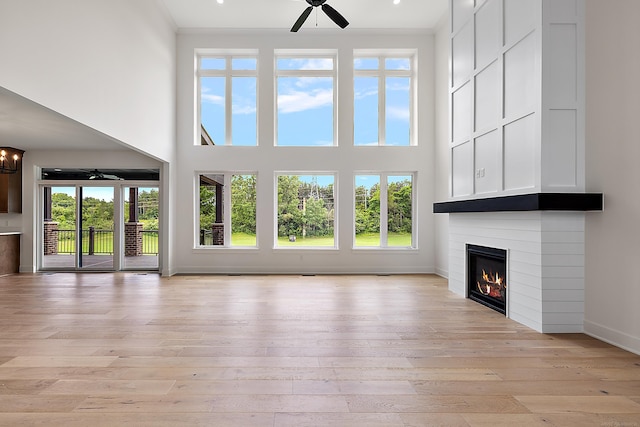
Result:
[321, 4, 349, 29]
[103, 174, 123, 180]
[88, 169, 102, 179]
[291, 6, 313, 32]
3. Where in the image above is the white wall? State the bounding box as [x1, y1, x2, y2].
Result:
[434, 16, 450, 277]
[175, 30, 436, 274]
[0, 0, 177, 162]
[584, 0, 640, 354]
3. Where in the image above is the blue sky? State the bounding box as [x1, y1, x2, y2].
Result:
[200, 57, 411, 147]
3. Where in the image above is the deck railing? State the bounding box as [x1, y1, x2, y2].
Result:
[57, 228, 159, 255]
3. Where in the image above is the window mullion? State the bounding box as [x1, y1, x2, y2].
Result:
[225, 58, 233, 146]
[379, 62, 386, 146]
[224, 174, 232, 246]
[380, 174, 388, 247]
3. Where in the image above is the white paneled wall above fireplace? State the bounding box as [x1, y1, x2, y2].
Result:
[449, 0, 584, 199]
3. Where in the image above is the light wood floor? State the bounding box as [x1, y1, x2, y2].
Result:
[0, 273, 639, 426]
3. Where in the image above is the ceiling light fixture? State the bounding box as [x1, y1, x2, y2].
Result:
[393, 0, 400, 4]
[216, 0, 223, 4]
[0, 148, 22, 174]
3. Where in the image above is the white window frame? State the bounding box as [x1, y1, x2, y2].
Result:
[196, 50, 258, 146]
[274, 50, 338, 147]
[353, 172, 417, 249]
[195, 172, 258, 249]
[353, 50, 417, 146]
[274, 172, 338, 249]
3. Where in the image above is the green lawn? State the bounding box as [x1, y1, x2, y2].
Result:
[56, 231, 410, 252]
[57, 231, 159, 255]
[274, 232, 412, 247]
[277, 235, 335, 247]
[231, 232, 257, 246]
[355, 232, 412, 247]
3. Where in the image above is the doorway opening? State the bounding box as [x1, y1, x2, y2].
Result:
[40, 168, 159, 272]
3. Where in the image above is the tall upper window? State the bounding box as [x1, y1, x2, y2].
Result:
[354, 173, 415, 248]
[354, 53, 415, 146]
[198, 53, 258, 146]
[276, 53, 337, 146]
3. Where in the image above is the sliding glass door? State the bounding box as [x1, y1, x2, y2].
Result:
[42, 186, 77, 270]
[41, 183, 159, 272]
[41, 185, 115, 271]
[122, 186, 159, 270]
[78, 186, 115, 270]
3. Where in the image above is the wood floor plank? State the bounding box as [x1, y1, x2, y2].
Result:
[0, 413, 275, 427]
[515, 395, 640, 414]
[346, 394, 528, 414]
[0, 379, 58, 395]
[0, 356, 118, 368]
[43, 379, 176, 395]
[461, 413, 600, 427]
[0, 272, 638, 424]
[275, 412, 406, 426]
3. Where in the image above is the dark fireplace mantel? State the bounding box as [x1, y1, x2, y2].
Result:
[433, 193, 603, 214]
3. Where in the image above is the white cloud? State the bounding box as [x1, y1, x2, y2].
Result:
[232, 104, 257, 115]
[387, 105, 410, 122]
[386, 80, 410, 92]
[278, 89, 333, 114]
[201, 93, 224, 105]
[354, 88, 378, 100]
[232, 96, 256, 115]
[280, 58, 333, 70]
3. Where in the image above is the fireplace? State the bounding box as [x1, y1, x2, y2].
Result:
[467, 244, 507, 315]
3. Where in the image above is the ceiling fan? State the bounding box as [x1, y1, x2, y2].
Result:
[291, 0, 349, 32]
[88, 169, 123, 180]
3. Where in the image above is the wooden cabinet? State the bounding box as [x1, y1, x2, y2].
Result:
[0, 147, 23, 214]
[0, 233, 20, 274]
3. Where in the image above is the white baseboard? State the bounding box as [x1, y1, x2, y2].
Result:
[584, 319, 640, 356]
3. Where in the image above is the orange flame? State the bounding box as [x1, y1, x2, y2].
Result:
[477, 269, 506, 298]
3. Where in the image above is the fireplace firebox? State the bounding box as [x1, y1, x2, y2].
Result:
[467, 244, 507, 315]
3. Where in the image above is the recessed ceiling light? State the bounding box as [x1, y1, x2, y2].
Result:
[393, 0, 400, 4]
[216, 0, 223, 4]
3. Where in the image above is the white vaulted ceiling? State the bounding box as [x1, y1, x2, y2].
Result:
[0, 0, 448, 154]
[160, 0, 448, 31]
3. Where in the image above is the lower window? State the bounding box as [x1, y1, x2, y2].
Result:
[354, 173, 414, 248]
[276, 174, 335, 248]
[198, 173, 257, 247]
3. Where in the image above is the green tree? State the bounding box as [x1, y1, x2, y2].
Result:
[51, 193, 76, 229]
[303, 197, 329, 237]
[81, 196, 114, 229]
[231, 175, 256, 234]
[138, 189, 159, 230]
[355, 184, 381, 234]
[277, 175, 303, 237]
[388, 179, 412, 233]
[199, 184, 217, 230]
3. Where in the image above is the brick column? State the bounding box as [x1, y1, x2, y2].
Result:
[212, 223, 224, 246]
[43, 221, 59, 255]
[125, 222, 143, 256]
